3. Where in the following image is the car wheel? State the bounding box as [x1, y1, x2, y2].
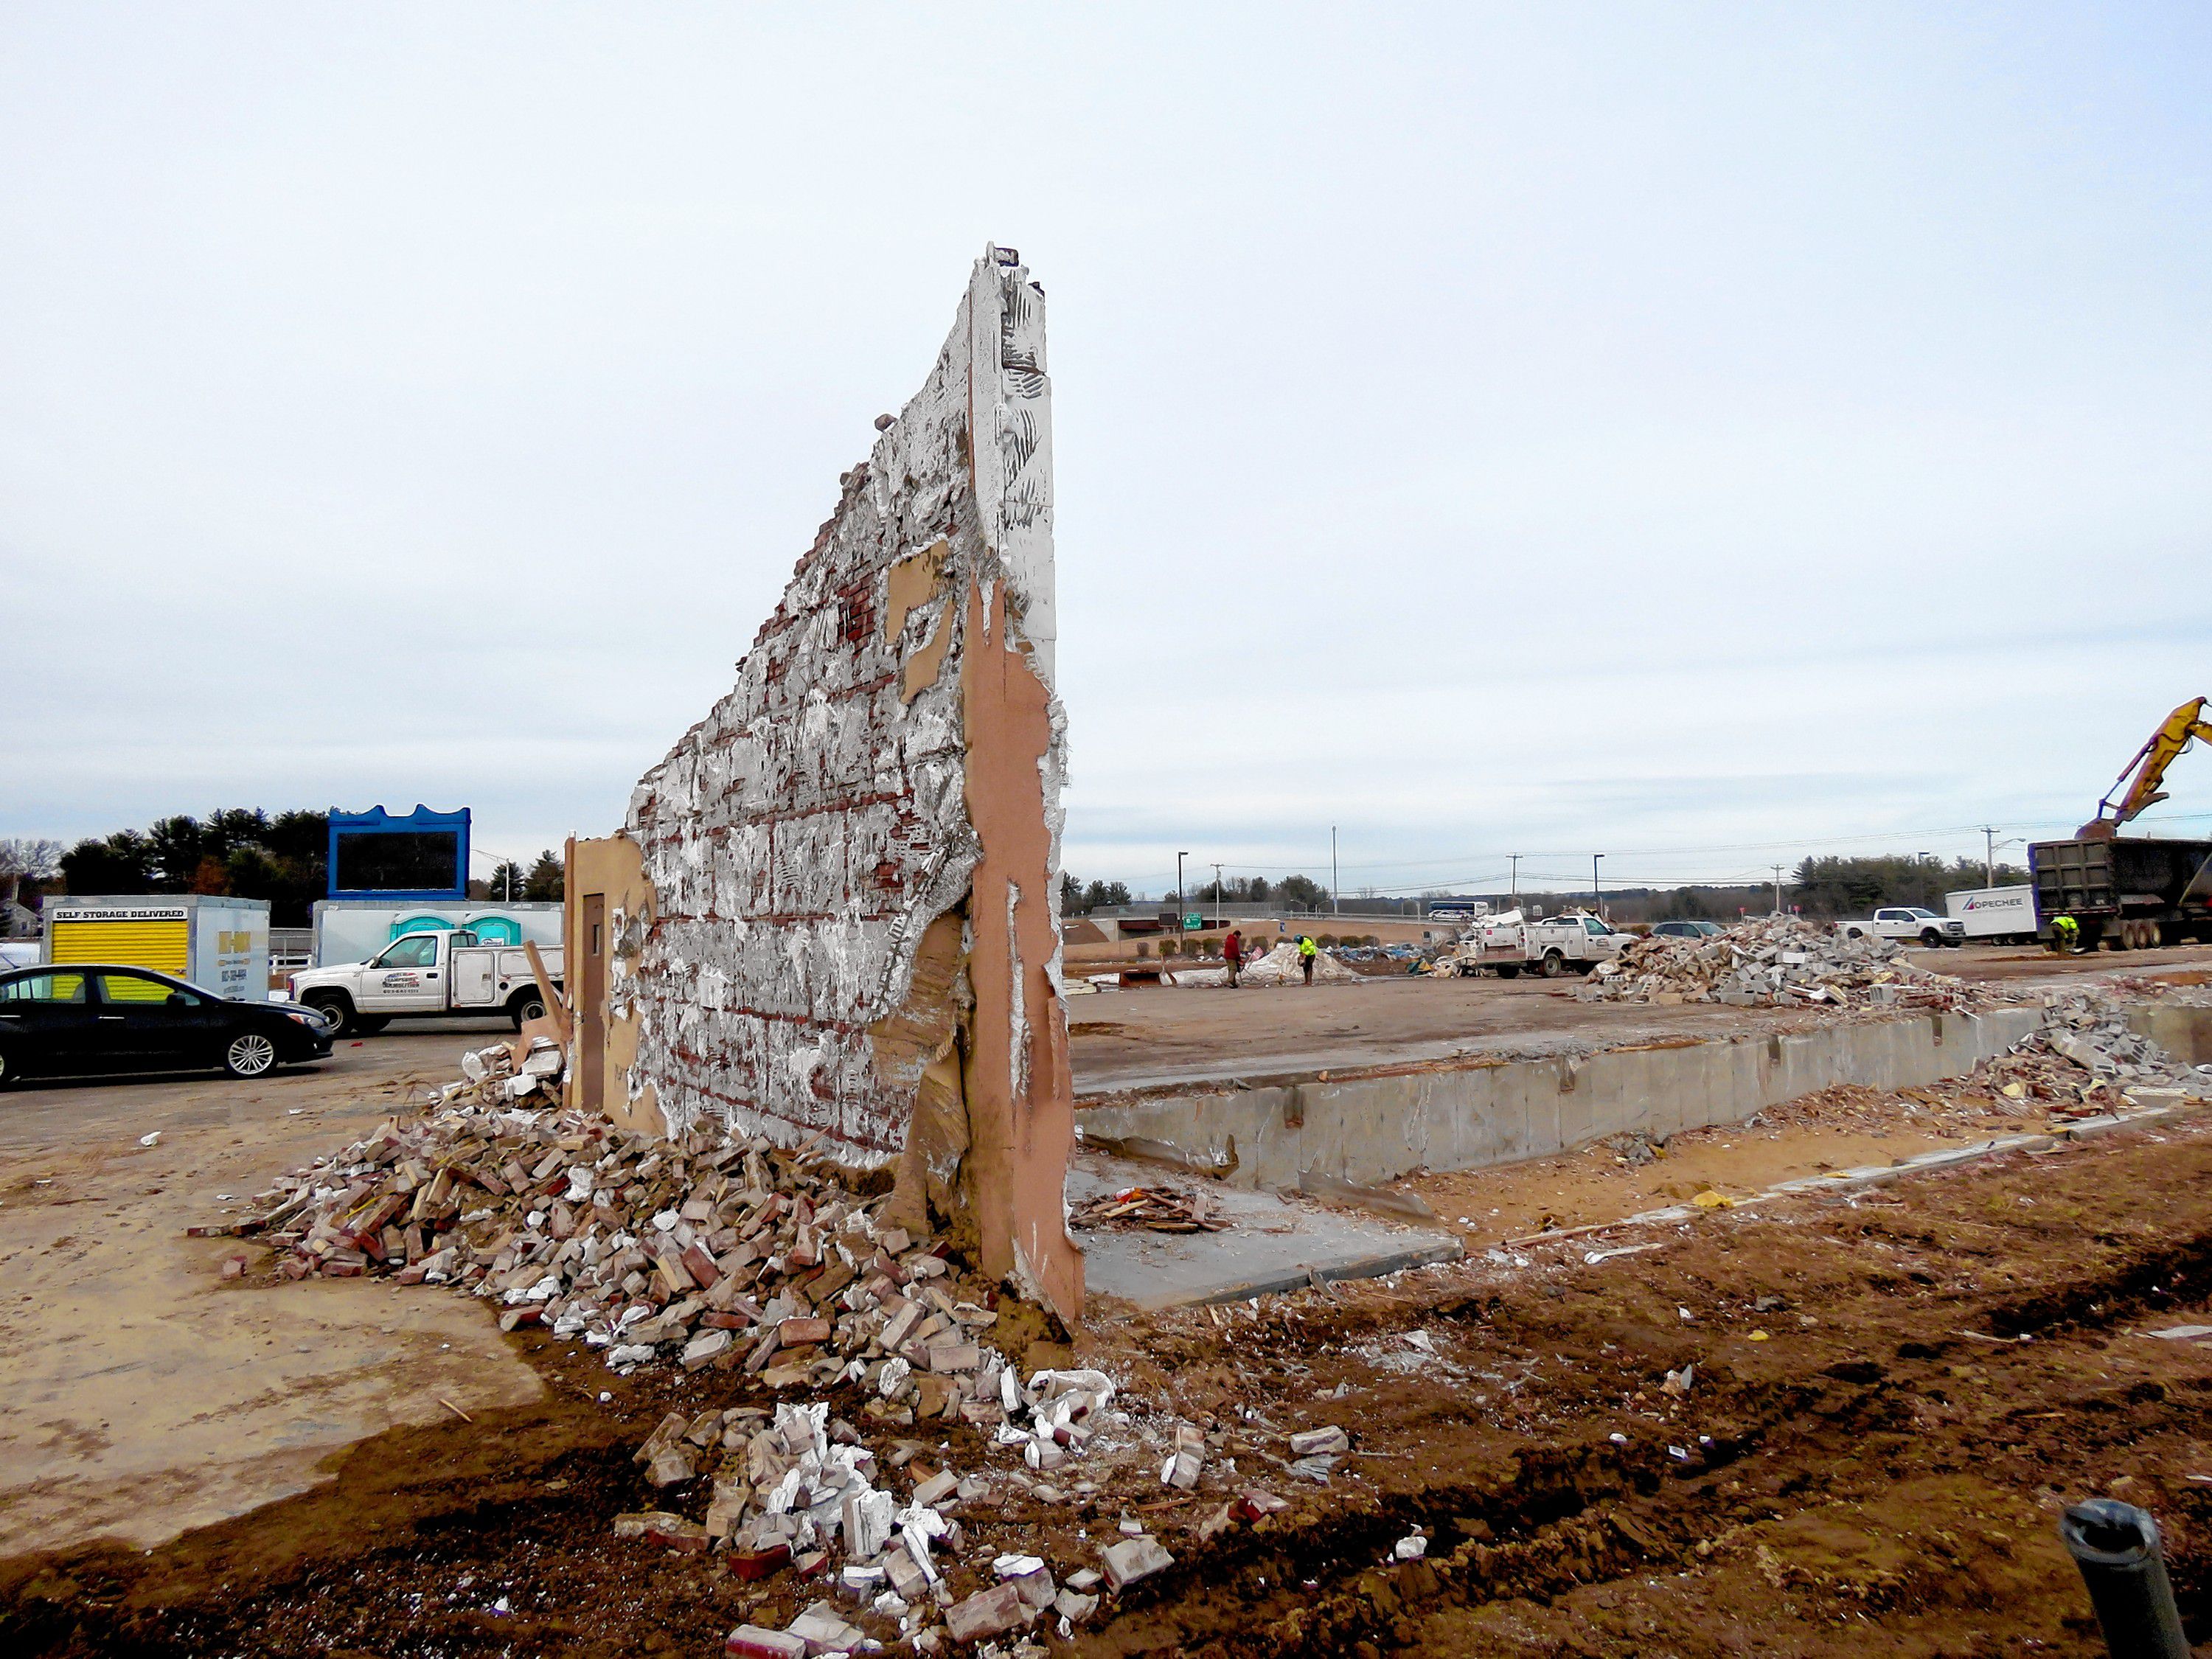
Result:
[305, 994, 352, 1037]
[0, 1046, 13, 1089]
[223, 1032, 278, 1079]
[1540, 950, 1565, 979]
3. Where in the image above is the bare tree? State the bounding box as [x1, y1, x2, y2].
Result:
[0, 838, 63, 914]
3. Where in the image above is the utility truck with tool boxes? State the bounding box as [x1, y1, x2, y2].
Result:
[287, 930, 563, 1036]
[1458, 910, 1632, 978]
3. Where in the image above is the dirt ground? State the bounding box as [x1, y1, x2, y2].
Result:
[0, 1031, 540, 1557]
[6, 978, 2212, 1655]
[1068, 944, 2212, 1094]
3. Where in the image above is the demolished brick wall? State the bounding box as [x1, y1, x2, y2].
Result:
[588, 245, 1081, 1320]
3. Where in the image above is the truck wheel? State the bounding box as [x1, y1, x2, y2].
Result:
[1540, 950, 1565, 979]
[304, 993, 354, 1037]
[509, 990, 550, 1030]
[1919, 928, 1943, 947]
[1495, 965, 1521, 980]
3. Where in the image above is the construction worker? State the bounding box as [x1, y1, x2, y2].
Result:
[1298, 933, 1318, 987]
[2051, 914, 2081, 955]
[1222, 927, 1243, 988]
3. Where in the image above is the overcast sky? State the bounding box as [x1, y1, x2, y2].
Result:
[4, 4, 2208, 900]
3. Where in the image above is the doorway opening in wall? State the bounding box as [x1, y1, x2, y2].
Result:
[582, 894, 605, 1113]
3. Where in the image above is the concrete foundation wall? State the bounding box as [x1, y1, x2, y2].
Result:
[2127, 1005, 2212, 1068]
[1076, 1008, 2042, 1191]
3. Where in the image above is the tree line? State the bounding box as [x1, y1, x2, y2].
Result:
[15, 811, 568, 927]
[1790, 855, 2025, 919]
[1060, 872, 1335, 915]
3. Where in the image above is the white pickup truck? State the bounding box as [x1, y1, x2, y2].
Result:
[1836, 907, 1965, 948]
[1460, 911, 1634, 978]
[287, 930, 565, 1036]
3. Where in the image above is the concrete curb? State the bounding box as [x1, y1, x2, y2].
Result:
[1133, 1238, 1467, 1312]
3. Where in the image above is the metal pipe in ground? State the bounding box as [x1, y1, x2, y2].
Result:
[2059, 1499, 2190, 1659]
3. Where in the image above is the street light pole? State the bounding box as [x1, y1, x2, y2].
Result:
[1592, 853, 1604, 919]
[1176, 851, 1189, 948]
[1331, 826, 1339, 917]
[1772, 864, 1785, 916]
[1510, 854, 1520, 912]
[1983, 827, 1997, 888]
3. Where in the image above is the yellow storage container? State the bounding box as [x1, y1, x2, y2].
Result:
[49, 917, 190, 975]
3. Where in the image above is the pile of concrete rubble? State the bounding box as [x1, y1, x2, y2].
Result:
[1968, 987, 2211, 1113]
[1579, 916, 1986, 1010]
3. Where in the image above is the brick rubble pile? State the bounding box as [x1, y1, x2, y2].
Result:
[201, 1042, 1345, 1653]
[1579, 917, 1987, 1011]
[218, 1087, 1024, 1394]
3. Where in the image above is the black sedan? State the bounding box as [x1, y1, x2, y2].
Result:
[0, 964, 333, 1086]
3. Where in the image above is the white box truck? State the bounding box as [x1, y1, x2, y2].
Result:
[44, 895, 271, 1001]
[1944, 886, 2039, 945]
[309, 900, 563, 967]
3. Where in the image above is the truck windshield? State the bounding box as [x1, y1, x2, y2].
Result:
[1906, 908, 1938, 920]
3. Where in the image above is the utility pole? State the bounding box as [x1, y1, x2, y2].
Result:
[1509, 854, 1520, 912]
[1176, 851, 1189, 947]
[1592, 853, 1604, 919]
[1772, 864, 1785, 916]
[1983, 827, 1997, 888]
[1211, 862, 1223, 928]
[1331, 826, 1339, 917]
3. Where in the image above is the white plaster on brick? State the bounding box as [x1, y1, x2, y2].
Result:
[620, 244, 1068, 1169]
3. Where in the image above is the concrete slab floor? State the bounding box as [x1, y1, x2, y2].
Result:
[1069, 1152, 1461, 1311]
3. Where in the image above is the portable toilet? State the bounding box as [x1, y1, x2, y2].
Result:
[44, 895, 273, 1001]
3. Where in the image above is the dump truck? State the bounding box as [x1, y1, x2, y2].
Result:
[2030, 696, 2212, 950]
[2028, 837, 2212, 951]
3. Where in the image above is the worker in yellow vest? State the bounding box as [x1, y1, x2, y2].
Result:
[2051, 914, 2081, 955]
[1298, 934, 1318, 987]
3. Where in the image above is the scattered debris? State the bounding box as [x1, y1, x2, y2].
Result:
[1071, 1185, 1229, 1234]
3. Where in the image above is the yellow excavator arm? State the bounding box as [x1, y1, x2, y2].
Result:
[2079, 697, 2212, 838]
